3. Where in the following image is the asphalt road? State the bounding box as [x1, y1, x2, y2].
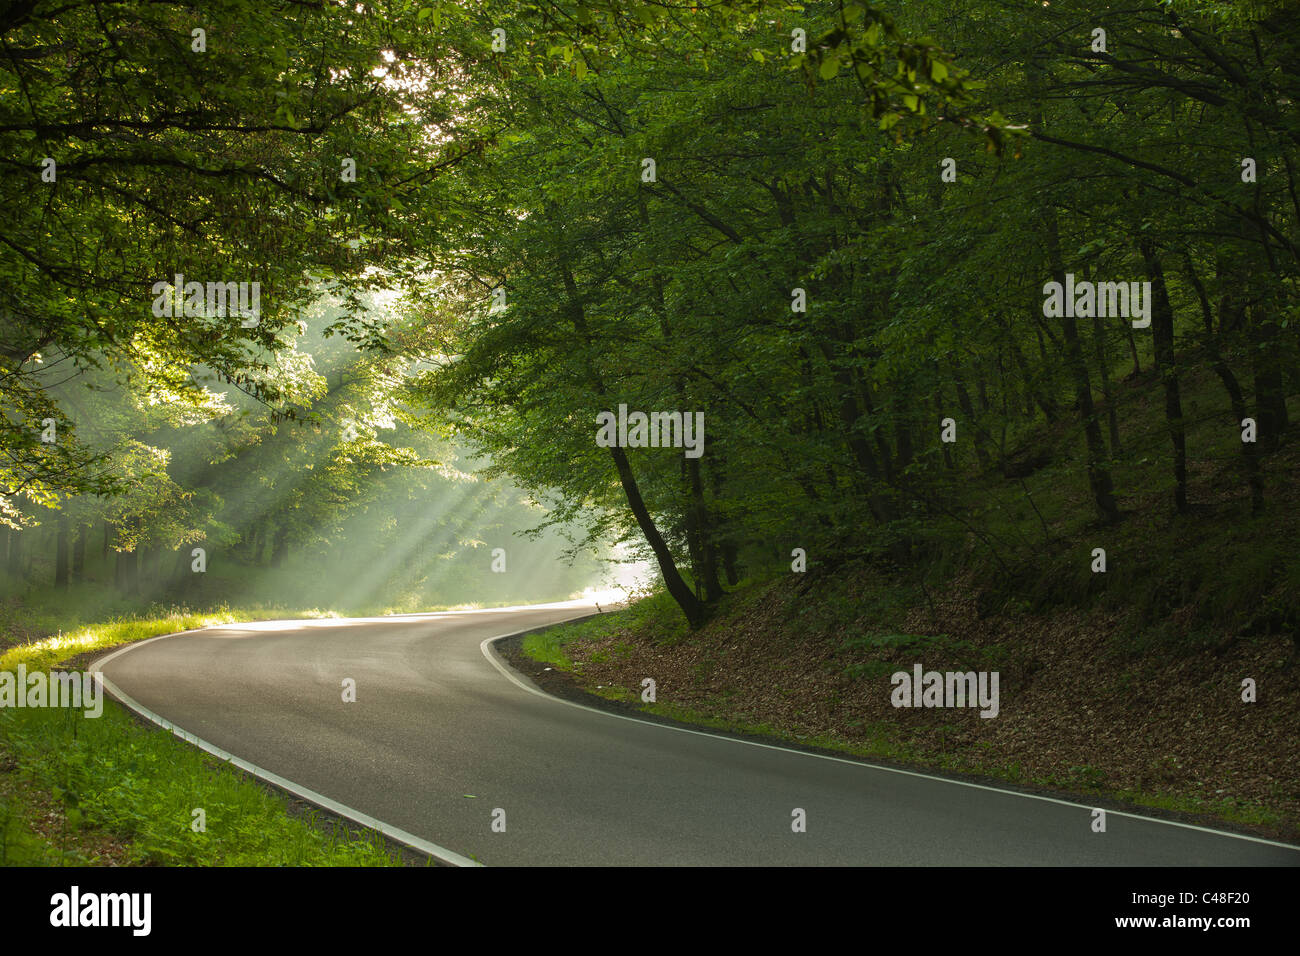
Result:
[94, 602, 1300, 866]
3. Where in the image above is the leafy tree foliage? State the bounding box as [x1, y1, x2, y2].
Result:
[3, 1, 1297, 626]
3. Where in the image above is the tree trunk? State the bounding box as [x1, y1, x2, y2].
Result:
[951, 360, 991, 470]
[6, 528, 22, 578]
[247, 525, 263, 564]
[1250, 302, 1289, 453]
[54, 514, 69, 589]
[1045, 213, 1120, 524]
[1123, 321, 1142, 377]
[1186, 254, 1263, 513]
[72, 524, 86, 582]
[707, 458, 741, 586]
[612, 447, 707, 627]
[173, 548, 190, 588]
[1005, 326, 1058, 423]
[117, 549, 137, 595]
[556, 252, 708, 627]
[271, 525, 289, 568]
[1089, 305, 1122, 456]
[819, 340, 895, 524]
[1140, 240, 1188, 514]
[685, 457, 724, 602]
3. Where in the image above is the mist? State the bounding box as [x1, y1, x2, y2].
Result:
[0, 287, 640, 619]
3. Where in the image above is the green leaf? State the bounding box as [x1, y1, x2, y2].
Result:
[818, 55, 839, 80]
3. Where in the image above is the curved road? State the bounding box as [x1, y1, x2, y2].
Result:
[94, 602, 1300, 866]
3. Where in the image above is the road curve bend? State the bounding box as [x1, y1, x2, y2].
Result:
[94, 603, 1300, 866]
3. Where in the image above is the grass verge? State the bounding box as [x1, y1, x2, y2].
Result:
[0, 605, 409, 866]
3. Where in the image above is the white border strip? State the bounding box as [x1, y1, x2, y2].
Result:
[94, 627, 498, 867]
[481, 634, 1300, 853]
[89, 605, 605, 868]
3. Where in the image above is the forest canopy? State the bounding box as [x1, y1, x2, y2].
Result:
[1, 0, 1297, 624]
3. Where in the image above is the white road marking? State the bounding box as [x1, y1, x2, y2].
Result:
[479, 633, 1300, 853]
[79, 604, 1298, 865]
[90, 605, 611, 868]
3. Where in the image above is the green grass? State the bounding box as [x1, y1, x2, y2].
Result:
[0, 699, 404, 866]
[0, 777, 77, 865]
[1, 607, 250, 673]
[0, 577, 599, 867]
[0, 603, 411, 866]
[522, 627, 581, 670]
[521, 603, 648, 670]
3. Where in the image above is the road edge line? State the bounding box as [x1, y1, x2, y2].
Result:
[480, 633, 1300, 854]
[90, 626, 495, 866]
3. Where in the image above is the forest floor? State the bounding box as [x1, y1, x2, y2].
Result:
[514, 360, 1300, 845]
[515, 574, 1300, 843]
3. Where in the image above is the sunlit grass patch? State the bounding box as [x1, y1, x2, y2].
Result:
[0, 604, 410, 867]
[0, 610, 238, 674]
